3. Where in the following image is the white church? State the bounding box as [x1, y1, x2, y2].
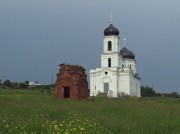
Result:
[90, 19, 141, 98]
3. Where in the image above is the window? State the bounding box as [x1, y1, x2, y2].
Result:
[108, 41, 112, 51]
[108, 58, 111, 67]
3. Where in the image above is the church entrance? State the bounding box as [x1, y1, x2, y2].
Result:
[104, 83, 109, 93]
[63, 87, 70, 98]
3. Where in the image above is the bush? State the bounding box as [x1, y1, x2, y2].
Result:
[141, 86, 156, 97]
[18, 83, 28, 89]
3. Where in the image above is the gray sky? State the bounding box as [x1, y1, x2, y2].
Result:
[1, 0, 180, 93]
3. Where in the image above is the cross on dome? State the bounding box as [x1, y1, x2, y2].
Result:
[110, 14, 112, 24]
[123, 38, 126, 47]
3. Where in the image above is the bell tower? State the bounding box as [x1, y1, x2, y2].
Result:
[101, 15, 120, 68]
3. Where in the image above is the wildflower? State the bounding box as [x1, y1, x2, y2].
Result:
[80, 127, 85, 131]
[73, 128, 77, 131]
[54, 124, 58, 130]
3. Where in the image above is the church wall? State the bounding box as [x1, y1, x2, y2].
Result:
[96, 70, 102, 95]
[90, 70, 96, 96]
[90, 68, 119, 97]
[111, 71, 118, 97]
[119, 72, 130, 95]
[90, 68, 141, 97]
[118, 56, 122, 68]
[134, 77, 141, 97]
[90, 73, 96, 96]
[91, 58, 140, 97]
[129, 73, 134, 96]
[129, 74, 141, 97]
[90, 69, 103, 96]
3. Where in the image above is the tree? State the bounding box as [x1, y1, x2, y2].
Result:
[3, 80, 11, 87]
[168, 92, 179, 98]
[25, 80, 29, 85]
[141, 86, 156, 97]
[18, 82, 28, 89]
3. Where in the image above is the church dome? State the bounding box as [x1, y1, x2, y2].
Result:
[120, 47, 135, 59]
[104, 24, 119, 36]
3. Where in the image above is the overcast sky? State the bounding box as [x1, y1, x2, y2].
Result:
[0, 0, 180, 93]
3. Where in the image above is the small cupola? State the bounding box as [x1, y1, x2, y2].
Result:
[120, 38, 135, 59]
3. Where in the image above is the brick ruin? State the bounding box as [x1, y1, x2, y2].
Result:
[54, 64, 88, 100]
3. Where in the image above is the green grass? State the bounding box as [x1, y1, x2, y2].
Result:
[0, 88, 180, 134]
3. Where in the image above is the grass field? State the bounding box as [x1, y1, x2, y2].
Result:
[0, 88, 180, 134]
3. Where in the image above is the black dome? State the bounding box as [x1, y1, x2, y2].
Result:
[104, 24, 119, 36]
[120, 47, 135, 59]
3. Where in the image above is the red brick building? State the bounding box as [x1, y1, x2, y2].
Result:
[55, 64, 88, 100]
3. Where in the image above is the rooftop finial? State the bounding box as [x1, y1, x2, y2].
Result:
[123, 38, 126, 47]
[110, 14, 112, 24]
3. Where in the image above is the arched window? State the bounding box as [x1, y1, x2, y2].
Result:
[108, 41, 112, 51]
[108, 58, 111, 67]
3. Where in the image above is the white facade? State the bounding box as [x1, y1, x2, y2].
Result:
[90, 22, 141, 98]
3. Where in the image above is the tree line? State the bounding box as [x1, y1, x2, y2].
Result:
[141, 86, 179, 98]
[0, 79, 30, 89]
[0, 79, 53, 90]
[0, 79, 179, 98]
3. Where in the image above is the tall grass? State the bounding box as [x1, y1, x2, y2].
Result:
[0, 88, 180, 133]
